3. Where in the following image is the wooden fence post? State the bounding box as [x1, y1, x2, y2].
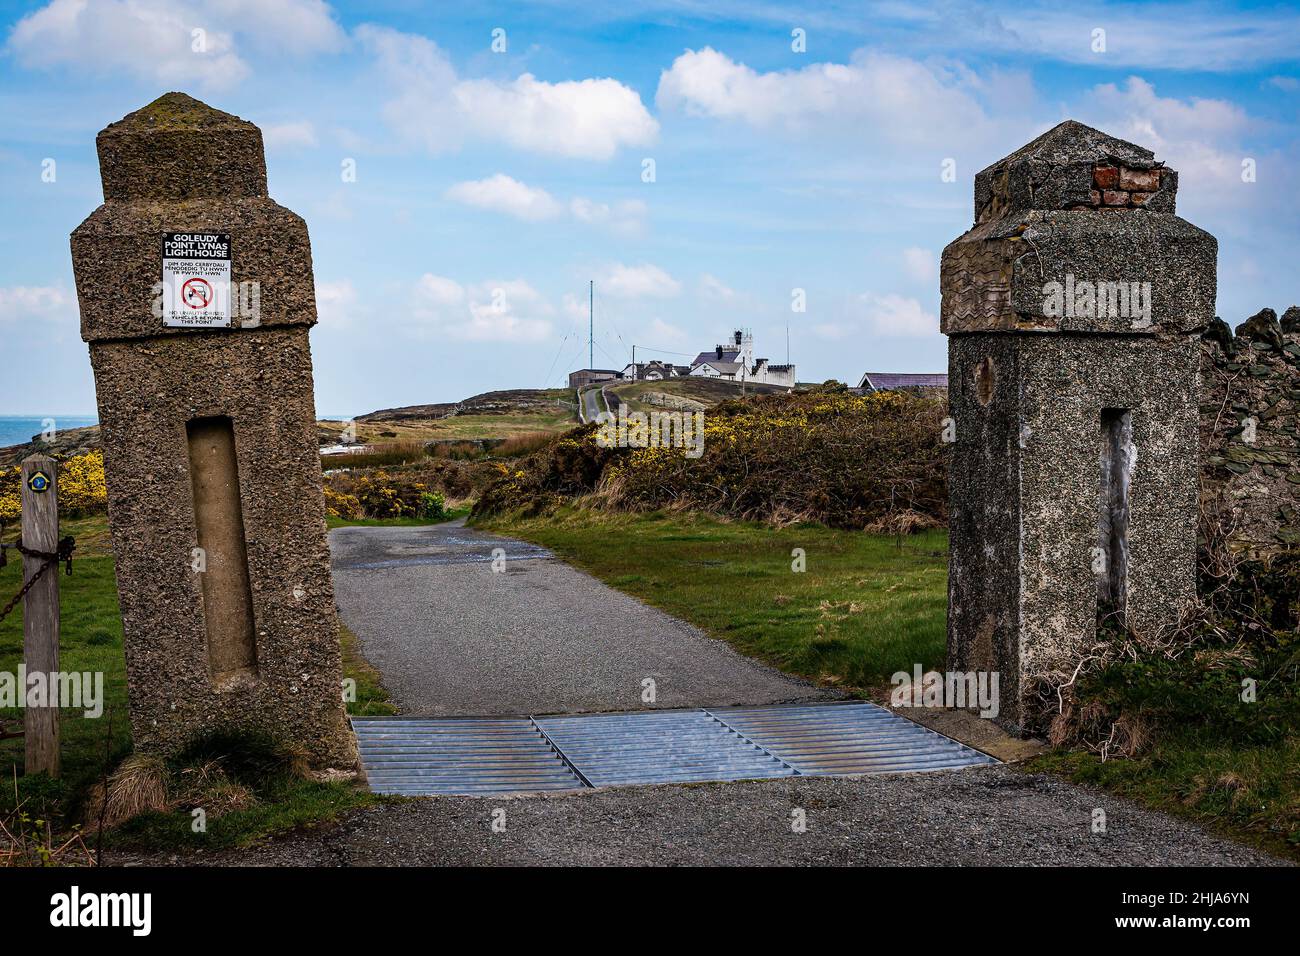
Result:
[21, 453, 59, 777]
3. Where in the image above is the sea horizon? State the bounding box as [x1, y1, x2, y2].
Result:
[1, 413, 364, 450]
[0, 414, 98, 448]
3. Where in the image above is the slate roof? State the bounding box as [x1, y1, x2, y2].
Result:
[698, 361, 744, 375]
[692, 349, 741, 366]
[858, 372, 948, 390]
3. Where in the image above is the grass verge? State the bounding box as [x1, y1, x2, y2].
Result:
[1, 515, 388, 860]
[341, 622, 398, 717]
[477, 506, 948, 691]
[1, 516, 132, 809]
[1030, 737, 1299, 860]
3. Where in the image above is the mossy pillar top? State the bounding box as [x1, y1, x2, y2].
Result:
[97, 92, 268, 202]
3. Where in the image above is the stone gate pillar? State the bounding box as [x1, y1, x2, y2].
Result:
[939, 121, 1217, 730]
[71, 93, 356, 768]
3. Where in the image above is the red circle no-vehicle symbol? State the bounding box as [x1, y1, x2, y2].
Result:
[182, 277, 213, 309]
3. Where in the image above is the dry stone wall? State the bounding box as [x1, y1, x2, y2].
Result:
[1200, 306, 1300, 556]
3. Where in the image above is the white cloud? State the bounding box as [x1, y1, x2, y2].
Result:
[411, 274, 552, 343]
[991, 6, 1300, 72]
[658, 47, 847, 126]
[446, 175, 647, 234]
[901, 247, 936, 283]
[1077, 76, 1257, 196]
[456, 73, 660, 160]
[854, 3, 1300, 72]
[415, 274, 466, 307]
[0, 285, 74, 324]
[699, 274, 736, 300]
[314, 279, 357, 328]
[656, 47, 1003, 148]
[208, 0, 345, 56]
[598, 263, 681, 299]
[354, 25, 460, 149]
[861, 293, 937, 338]
[358, 25, 658, 160]
[569, 197, 647, 236]
[1090, 76, 1252, 143]
[562, 292, 589, 323]
[649, 318, 687, 342]
[263, 120, 319, 150]
[446, 174, 563, 222]
[6, 0, 344, 90]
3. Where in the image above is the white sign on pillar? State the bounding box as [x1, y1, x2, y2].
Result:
[161, 232, 232, 328]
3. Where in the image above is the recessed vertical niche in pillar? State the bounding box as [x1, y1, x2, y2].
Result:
[186, 416, 258, 688]
[1097, 408, 1133, 621]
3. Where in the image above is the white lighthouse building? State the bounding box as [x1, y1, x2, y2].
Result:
[688, 329, 795, 387]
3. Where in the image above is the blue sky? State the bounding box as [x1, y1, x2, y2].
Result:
[1, 0, 1297, 417]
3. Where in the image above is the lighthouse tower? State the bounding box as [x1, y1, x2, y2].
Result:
[732, 328, 754, 368]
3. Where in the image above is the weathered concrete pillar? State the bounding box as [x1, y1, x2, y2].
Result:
[71, 93, 356, 768]
[939, 121, 1217, 730]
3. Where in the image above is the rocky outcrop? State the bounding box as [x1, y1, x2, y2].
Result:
[635, 391, 707, 412]
[0, 424, 100, 468]
[1235, 307, 1285, 351]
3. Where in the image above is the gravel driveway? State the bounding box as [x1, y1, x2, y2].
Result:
[329, 519, 830, 716]
[110, 766, 1283, 867]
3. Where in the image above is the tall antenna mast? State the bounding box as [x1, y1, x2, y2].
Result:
[589, 280, 593, 370]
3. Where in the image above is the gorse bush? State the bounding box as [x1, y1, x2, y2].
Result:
[418, 491, 448, 520]
[473, 387, 949, 530]
[58, 451, 108, 517]
[322, 486, 363, 520]
[323, 458, 503, 520]
[0, 450, 107, 527]
[0, 474, 16, 527]
[346, 471, 431, 519]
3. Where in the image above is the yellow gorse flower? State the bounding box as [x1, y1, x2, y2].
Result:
[0, 450, 108, 524]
